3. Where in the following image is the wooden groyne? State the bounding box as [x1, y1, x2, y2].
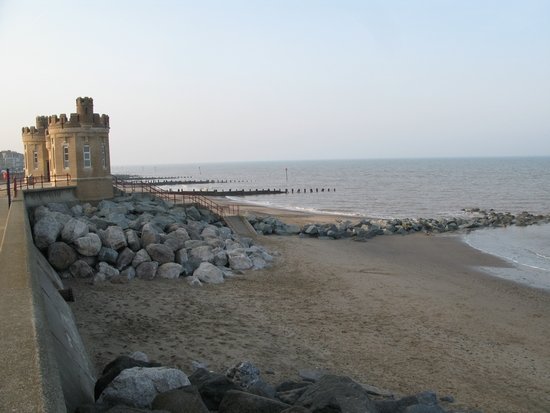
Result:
[113, 176, 337, 197]
[169, 188, 337, 196]
[114, 175, 251, 185]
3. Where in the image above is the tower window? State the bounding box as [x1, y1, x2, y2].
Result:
[83, 144, 91, 168]
[63, 145, 69, 169]
[33, 151, 38, 170]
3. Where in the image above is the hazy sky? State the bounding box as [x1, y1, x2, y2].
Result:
[1, 0, 549, 165]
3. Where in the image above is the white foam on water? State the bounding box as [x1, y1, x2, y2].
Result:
[463, 224, 550, 291]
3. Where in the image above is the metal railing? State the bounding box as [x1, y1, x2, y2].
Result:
[113, 177, 240, 217]
[12, 173, 72, 194]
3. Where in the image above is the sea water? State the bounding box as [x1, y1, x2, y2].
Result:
[113, 157, 550, 290]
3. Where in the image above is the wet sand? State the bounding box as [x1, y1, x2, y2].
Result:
[67, 202, 550, 413]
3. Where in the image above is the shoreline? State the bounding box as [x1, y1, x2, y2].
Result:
[211, 195, 365, 226]
[67, 198, 550, 412]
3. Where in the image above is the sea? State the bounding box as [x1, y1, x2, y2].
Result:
[113, 157, 550, 291]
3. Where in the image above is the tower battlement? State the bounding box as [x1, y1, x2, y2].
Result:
[44, 97, 109, 129]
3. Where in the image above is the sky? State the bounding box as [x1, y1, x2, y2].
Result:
[0, 0, 549, 165]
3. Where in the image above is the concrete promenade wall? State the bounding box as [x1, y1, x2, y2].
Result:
[22, 186, 78, 208]
[0, 194, 95, 412]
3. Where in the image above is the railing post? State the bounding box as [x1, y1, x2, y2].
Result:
[6, 169, 11, 207]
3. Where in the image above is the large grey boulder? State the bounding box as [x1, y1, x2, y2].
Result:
[185, 239, 208, 249]
[116, 247, 136, 270]
[125, 229, 141, 252]
[34, 215, 64, 249]
[226, 361, 261, 390]
[162, 228, 190, 251]
[189, 368, 242, 411]
[295, 375, 378, 413]
[98, 247, 118, 266]
[214, 250, 228, 267]
[146, 244, 174, 265]
[175, 249, 194, 275]
[132, 249, 151, 268]
[218, 390, 291, 413]
[98, 262, 120, 279]
[104, 213, 130, 229]
[74, 233, 102, 256]
[193, 262, 224, 284]
[174, 248, 188, 266]
[152, 386, 209, 413]
[98, 366, 190, 408]
[120, 266, 136, 281]
[156, 263, 183, 279]
[201, 225, 219, 239]
[69, 259, 95, 278]
[61, 218, 89, 243]
[70, 204, 83, 216]
[140, 223, 160, 247]
[136, 261, 158, 280]
[227, 250, 253, 271]
[33, 205, 51, 222]
[46, 202, 71, 215]
[189, 245, 214, 268]
[94, 355, 162, 400]
[101, 226, 128, 250]
[186, 206, 201, 221]
[47, 242, 77, 271]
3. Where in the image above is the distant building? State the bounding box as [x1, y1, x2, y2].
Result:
[21, 97, 113, 200]
[0, 150, 24, 172]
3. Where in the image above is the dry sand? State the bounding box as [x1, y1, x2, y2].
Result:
[67, 203, 550, 413]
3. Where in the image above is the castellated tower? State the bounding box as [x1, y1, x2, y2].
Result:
[21, 97, 113, 201]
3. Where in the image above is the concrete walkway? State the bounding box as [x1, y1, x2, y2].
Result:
[0, 195, 9, 251]
[224, 215, 258, 238]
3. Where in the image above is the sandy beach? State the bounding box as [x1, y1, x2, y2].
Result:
[67, 202, 550, 413]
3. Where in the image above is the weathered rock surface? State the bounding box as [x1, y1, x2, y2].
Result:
[132, 249, 151, 268]
[227, 250, 254, 271]
[98, 247, 119, 266]
[98, 366, 190, 408]
[189, 368, 243, 411]
[249, 209, 550, 242]
[83, 356, 469, 413]
[145, 244, 174, 265]
[61, 218, 89, 243]
[136, 261, 158, 280]
[156, 262, 183, 279]
[116, 247, 136, 270]
[194, 262, 224, 284]
[140, 223, 160, 247]
[70, 259, 95, 278]
[226, 361, 261, 389]
[295, 375, 378, 413]
[94, 355, 161, 400]
[152, 386, 210, 413]
[34, 215, 64, 249]
[31, 195, 275, 283]
[125, 229, 141, 252]
[219, 390, 291, 413]
[47, 242, 77, 271]
[101, 226, 128, 250]
[74, 233, 103, 256]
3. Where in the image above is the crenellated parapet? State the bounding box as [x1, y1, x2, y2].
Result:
[22, 123, 47, 143]
[47, 112, 109, 129]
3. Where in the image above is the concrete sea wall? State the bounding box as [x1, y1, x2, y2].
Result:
[0, 195, 95, 412]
